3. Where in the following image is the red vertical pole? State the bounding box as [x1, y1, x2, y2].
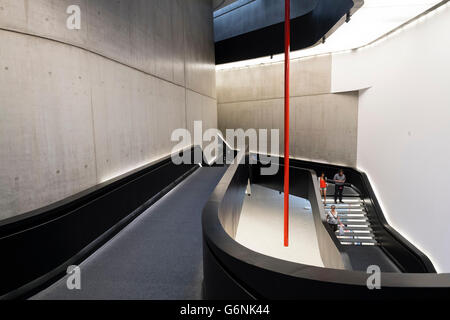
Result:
[284, 0, 290, 247]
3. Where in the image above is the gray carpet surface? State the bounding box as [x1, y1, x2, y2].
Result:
[344, 245, 402, 273]
[32, 166, 227, 300]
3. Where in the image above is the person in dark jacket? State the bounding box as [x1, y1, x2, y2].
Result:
[333, 169, 346, 204]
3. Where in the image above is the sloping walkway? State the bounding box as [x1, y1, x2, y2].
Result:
[32, 167, 227, 300]
[236, 184, 324, 267]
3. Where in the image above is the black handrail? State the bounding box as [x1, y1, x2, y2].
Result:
[306, 169, 353, 270]
[279, 156, 436, 273]
[202, 153, 450, 300]
[359, 171, 437, 273]
[0, 146, 202, 299]
[324, 179, 362, 194]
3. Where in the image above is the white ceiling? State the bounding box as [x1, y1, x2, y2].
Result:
[217, 0, 446, 69]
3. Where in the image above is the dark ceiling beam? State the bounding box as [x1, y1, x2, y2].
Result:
[214, 0, 363, 64]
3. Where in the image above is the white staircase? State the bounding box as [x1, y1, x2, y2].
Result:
[323, 197, 378, 246]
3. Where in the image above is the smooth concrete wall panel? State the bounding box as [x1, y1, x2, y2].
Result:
[171, 0, 186, 86]
[218, 98, 283, 154]
[0, 30, 97, 219]
[217, 55, 331, 104]
[184, 0, 217, 98]
[88, 54, 187, 182]
[291, 55, 332, 97]
[217, 54, 356, 165]
[0, 1, 216, 219]
[186, 89, 203, 136]
[0, 0, 89, 45]
[292, 93, 358, 166]
[203, 94, 218, 133]
[0, 0, 216, 98]
[217, 63, 284, 103]
[187, 89, 218, 136]
[85, 0, 133, 69]
[217, 93, 357, 165]
[331, 5, 450, 272]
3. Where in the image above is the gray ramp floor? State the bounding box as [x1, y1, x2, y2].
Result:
[32, 166, 227, 300]
[344, 245, 401, 273]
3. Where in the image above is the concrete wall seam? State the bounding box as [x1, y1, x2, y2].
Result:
[0, 0, 217, 220]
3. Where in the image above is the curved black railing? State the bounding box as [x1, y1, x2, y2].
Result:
[359, 171, 436, 273]
[202, 152, 450, 299]
[307, 169, 353, 270]
[247, 160, 352, 270]
[268, 156, 436, 273]
[0, 146, 205, 299]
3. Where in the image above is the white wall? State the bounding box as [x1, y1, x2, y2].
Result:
[0, 0, 217, 220]
[332, 4, 450, 272]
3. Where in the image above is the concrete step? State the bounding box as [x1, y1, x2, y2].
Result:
[339, 237, 377, 242]
[337, 235, 375, 241]
[324, 206, 364, 211]
[323, 198, 362, 204]
[336, 213, 366, 217]
[333, 209, 365, 213]
[323, 193, 379, 245]
[335, 230, 373, 236]
[342, 225, 372, 230]
[324, 203, 362, 207]
[339, 217, 368, 223]
[340, 241, 378, 246]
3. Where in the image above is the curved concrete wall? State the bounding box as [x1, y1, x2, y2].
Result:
[216, 55, 359, 166]
[0, 0, 217, 220]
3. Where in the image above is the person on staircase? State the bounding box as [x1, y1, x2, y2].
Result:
[319, 172, 328, 205]
[327, 205, 344, 233]
[333, 169, 346, 204]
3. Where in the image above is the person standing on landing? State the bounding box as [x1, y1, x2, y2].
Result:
[319, 173, 327, 205]
[333, 169, 346, 204]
